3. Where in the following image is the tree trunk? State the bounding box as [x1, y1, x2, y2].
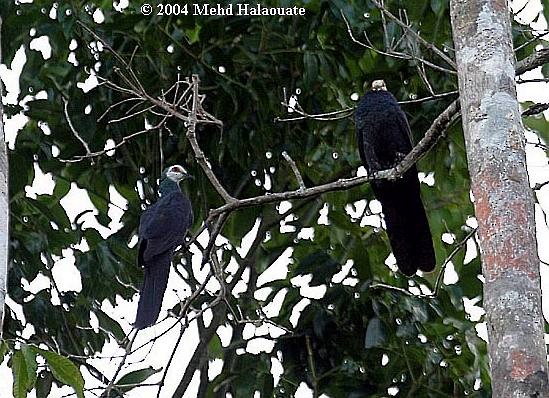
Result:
[0, 16, 9, 339]
[450, 1, 549, 396]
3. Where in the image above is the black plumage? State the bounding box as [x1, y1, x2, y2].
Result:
[134, 165, 193, 329]
[355, 80, 435, 276]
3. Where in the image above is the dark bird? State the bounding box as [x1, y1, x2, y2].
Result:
[355, 80, 435, 276]
[134, 165, 194, 329]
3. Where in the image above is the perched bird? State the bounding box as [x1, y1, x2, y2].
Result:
[354, 80, 435, 276]
[134, 165, 194, 329]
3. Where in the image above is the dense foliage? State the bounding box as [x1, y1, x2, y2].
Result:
[1, 0, 548, 397]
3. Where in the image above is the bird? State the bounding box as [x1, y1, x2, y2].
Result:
[134, 165, 194, 329]
[354, 80, 435, 276]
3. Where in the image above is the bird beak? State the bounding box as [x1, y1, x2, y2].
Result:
[185, 174, 194, 180]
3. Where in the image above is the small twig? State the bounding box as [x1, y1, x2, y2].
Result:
[416, 63, 435, 95]
[433, 227, 478, 296]
[282, 151, 306, 190]
[77, 20, 144, 93]
[517, 78, 549, 84]
[533, 180, 549, 191]
[521, 102, 549, 116]
[96, 75, 142, 96]
[156, 320, 191, 398]
[371, 227, 478, 298]
[370, 282, 431, 297]
[186, 75, 235, 203]
[62, 98, 92, 157]
[527, 141, 549, 151]
[512, 0, 531, 17]
[305, 335, 319, 398]
[276, 91, 457, 123]
[159, 129, 164, 172]
[275, 103, 355, 122]
[398, 90, 458, 104]
[60, 118, 169, 162]
[107, 104, 155, 124]
[380, 0, 390, 49]
[97, 97, 143, 123]
[200, 212, 229, 268]
[516, 48, 549, 75]
[514, 31, 547, 52]
[341, 10, 456, 75]
[101, 331, 138, 398]
[370, 0, 457, 70]
[224, 298, 294, 334]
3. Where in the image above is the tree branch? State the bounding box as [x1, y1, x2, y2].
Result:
[516, 48, 549, 75]
[210, 99, 460, 217]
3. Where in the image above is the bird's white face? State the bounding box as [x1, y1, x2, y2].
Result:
[166, 165, 189, 182]
[371, 79, 387, 91]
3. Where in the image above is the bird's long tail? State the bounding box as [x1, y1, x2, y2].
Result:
[372, 168, 435, 276]
[134, 254, 171, 329]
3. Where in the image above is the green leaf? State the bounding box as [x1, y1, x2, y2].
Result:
[2, 1, 493, 395]
[20, 345, 38, 388]
[0, 340, 8, 362]
[35, 371, 54, 398]
[95, 309, 127, 342]
[35, 349, 84, 398]
[303, 52, 319, 88]
[184, 24, 201, 44]
[208, 333, 223, 359]
[11, 347, 36, 398]
[523, 108, 549, 147]
[115, 367, 162, 393]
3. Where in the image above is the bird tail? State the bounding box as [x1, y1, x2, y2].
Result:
[134, 254, 171, 329]
[372, 168, 435, 276]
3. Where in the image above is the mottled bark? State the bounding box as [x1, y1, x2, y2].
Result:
[0, 16, 8, 339]
[450, 1, 548, 397]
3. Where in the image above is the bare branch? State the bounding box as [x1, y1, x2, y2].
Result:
[516, 48, 549, 75]
[522, 102, 549, 116]
[282, 151, 306, 189]
[276, 91, 458, 123]
[276, 100, 355, 122]
[186, 75, 235, 203]
[62, 98, 92, 157]
[101, 331, 138, 398]
[433, 227, 478, 296]
[370, 282, 431, 298]
[341, 11, 456, 75]
[533, 180, 549, 191]
[97, 97, 143, 123]
[305, 335, 320, 398]
[211, 99, 461, 217]
[398, 90, 458, 104]
[60, 118, 169, 163]
[517, 78, 549, 84]
[107, 104, 155, 124]
[372, 227, 478, 298]
[370, 0, 457, 69]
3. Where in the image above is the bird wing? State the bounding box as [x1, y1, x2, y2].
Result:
[393, 104, 414, 150]
[138, 192, 192, 264]
[355, 91, 415, 172]
[355, 101, 384, 172]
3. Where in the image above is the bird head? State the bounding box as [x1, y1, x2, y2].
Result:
[162, 165, 192, 183]
[371, 80, 387, 91]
